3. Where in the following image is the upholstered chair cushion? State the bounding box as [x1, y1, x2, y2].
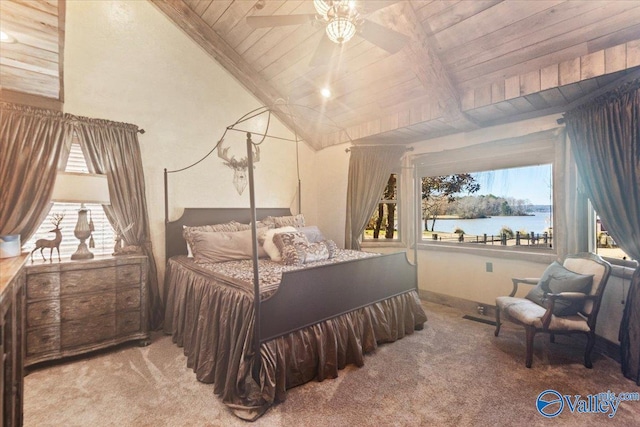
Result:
[495, 296, 590, 332]
[525, 261, 594, 316]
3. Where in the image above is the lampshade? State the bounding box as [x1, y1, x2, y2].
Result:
[51, 172, 111, 204]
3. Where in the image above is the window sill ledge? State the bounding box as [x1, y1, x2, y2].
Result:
[361, 240, 405, 249]
[417, 241, 557, 263]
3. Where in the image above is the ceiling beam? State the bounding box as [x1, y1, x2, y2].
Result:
[375, 2, 479, 131]
[148, 0, 321, 150]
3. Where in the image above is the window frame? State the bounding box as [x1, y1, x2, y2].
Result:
[412, 129, 563, 257]
[24, 138, 115, 259]
[362, 171, 403, 245]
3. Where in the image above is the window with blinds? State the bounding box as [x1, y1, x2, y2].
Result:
[24, 141, 115, 259]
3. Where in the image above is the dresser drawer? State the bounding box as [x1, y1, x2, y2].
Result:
[61, 267, 115, 295]
[117, 264, 141, 286]
[27, 300, 61, 327]
[26, 273, 60, 300]
[27, 326, 61, 356]
[117, 311, 141, 336]
[117, 288, 140, 311]
[61, 293, 116, 321]
[62, 314, 116, 348]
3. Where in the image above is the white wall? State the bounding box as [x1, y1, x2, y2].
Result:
[63, 0, 318, 284]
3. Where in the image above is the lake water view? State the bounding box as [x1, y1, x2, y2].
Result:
[431, 212, 552, 237]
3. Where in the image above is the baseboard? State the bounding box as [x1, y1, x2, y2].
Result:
[419, 289, 621, 363]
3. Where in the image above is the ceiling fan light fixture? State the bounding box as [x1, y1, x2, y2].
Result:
[326, 17, 356, 44]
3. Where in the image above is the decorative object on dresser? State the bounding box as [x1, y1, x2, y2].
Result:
[30, 213, 64, 262]
[51, 171, 111, 260]
[112, 222, 142, 256]
[24, 255, 149, 367]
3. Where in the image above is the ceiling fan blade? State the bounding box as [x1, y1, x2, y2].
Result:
[246, 14, 316, 28]
[359, 19, 408, 53]
[309, 35, 337, 67]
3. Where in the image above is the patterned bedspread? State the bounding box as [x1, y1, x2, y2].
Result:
[171, 249, 378, 298]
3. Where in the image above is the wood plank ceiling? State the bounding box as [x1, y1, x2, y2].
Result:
[152, 0, 640, 150]
[1, 1, 639, 148]
[0, 0, 65, 109]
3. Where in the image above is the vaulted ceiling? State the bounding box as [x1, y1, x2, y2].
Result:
[150, 0, 640, 150]
[1, 1, 639, 149]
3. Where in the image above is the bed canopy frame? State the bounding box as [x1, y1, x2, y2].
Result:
[163, 102, 371, 354]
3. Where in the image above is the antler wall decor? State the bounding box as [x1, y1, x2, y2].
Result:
[217, 139, 260, 195]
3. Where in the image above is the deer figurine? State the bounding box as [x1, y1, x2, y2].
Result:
[31, 213, 64, 262]
[113, 221, 141, 256]
[217, 138, 260, 195]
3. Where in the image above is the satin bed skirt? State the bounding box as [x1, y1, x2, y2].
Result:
[163, 258, 427, 420]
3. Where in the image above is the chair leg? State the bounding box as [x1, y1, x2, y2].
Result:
[495, 307, 501, 337]
[585, 332, 595, 369]
[525, 326, 536, 368]
[550, 333, 555, 343]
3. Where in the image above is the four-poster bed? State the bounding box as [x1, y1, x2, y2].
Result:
[162, 106, 426, 419]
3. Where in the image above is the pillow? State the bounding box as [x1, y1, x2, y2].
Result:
[296, 225, 326, 243]
[190, 227, 267, 264]
[525, 261, 594, 316]
[183, 221, 248, 256]
[260, 214, 305, 229]
[258, 226, 296, 261]
[273, 231, 309, 251]
[280, 239, 338, 266]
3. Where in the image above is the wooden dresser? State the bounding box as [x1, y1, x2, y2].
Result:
[24, 255, 149, 367]
[1, 254, 27, 427]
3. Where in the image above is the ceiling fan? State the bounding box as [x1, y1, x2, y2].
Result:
[246, 0, 408, 66]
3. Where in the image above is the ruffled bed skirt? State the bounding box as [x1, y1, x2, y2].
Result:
[164, 258, 427, 420]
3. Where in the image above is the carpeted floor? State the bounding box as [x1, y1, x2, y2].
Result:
[24, 301, 640, 426]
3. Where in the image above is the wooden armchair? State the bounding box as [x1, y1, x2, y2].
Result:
[494, 253, 611, 368]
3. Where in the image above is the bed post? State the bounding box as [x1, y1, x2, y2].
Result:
[246, 133, 262, 361]
[164, 168, 169, 262]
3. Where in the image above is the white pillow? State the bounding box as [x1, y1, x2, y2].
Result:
[259, 226, 296, 261]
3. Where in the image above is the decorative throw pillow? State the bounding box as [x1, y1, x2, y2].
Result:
[273, 231, 309, 252]
[274, 230, 337, 266]
[296, 225, 326, 243]
[183, 221, 246, 255]
[190, 227, 267, 263]
[258, 226, 297, 261]
[267, 214, 305, 228]
[525, 261, 594, 316]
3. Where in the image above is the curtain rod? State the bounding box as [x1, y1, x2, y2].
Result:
[345, 146, 415, 153]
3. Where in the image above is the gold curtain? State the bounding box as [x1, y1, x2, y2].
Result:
[67, 114, 164, 330]
[0, 102, 71, 241]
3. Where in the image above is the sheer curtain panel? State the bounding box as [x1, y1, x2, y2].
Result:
[345, 145, 407, 250]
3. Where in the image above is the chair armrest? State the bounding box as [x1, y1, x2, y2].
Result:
[509, 277, 540, 297]
[540, 292, 594, 329]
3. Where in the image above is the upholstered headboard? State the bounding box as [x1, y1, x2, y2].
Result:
[164, 207, 292, 260]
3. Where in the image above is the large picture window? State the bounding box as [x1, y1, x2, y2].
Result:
[24, 141, 115, 259]
[420, 165, 553, 250]
[413, 128, 563, 254]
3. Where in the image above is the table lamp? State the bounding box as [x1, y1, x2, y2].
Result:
[51, 171, 111, 260]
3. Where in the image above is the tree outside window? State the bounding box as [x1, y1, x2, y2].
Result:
[365, 174, 398, 240]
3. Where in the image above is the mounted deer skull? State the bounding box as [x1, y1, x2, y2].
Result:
[217, 139, 260, 195]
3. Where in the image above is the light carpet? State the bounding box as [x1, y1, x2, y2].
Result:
[24, 301, 640, 426]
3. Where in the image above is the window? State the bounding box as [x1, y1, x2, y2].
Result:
[364, 173, 399, 241]
[419, 165, 553, 250]
[412, 128, 562, 254]
[25, 140, 115, 259]
[595, 214, 634, 263]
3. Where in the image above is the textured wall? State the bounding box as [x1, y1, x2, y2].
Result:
[63, 0, 318, 285]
